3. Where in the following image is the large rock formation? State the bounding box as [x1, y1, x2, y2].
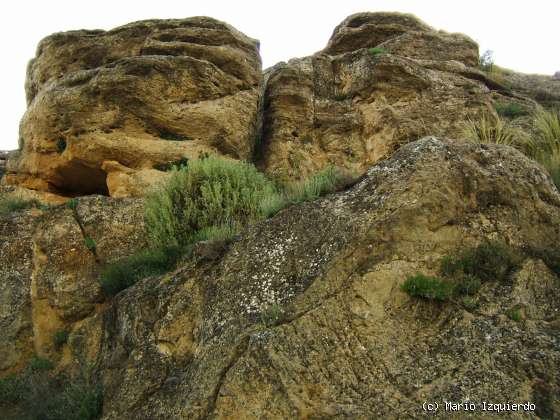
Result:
[2, 138, 559, 418]
[258, 12, 534, 180]
[3, 17, 262, 197]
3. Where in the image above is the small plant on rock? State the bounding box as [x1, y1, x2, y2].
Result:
[260, 303, 287, 327]
[368, 47, 387, 56]
[53, 330, 70, 350]
[401, 274, 454, 301]
[506, 307, 523, 322]
[84, 236, 97, 253]
[0, 197, 40, 215]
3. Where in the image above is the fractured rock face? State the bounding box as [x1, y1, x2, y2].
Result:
[95, 138, 560, 418]
[258, 12, 521, 180]
[4, 17, 262, 197]
[0, 192, 147, 374]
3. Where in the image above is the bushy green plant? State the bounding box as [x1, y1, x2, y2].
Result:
[144, 156, 278, 248]
[189, 224, 237, 243]
[494, 102, 527, 118]
[368, 47, 387, 56]
[53, 330, 69, 350]
[0, 197, 39, 215]
[401, 274, 454, 301]
[99, 246, 183, 296]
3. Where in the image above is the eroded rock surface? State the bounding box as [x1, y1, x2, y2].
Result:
[0, 193, 146, 374]
[95, 138, 560, 419]
[3, 17, 262, 197]
[258, 12, 535, 180]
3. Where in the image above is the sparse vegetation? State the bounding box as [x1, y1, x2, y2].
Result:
[56, 138, 67, 154]
[103, 158, 357, 295]
[260, 304, 287, 327]
[53, 330, 70, 350]
[99, 246, 183, 296]
[463, 109, 560, 189]
[0, 197, 39, 215]
[494, 102, 527, 118]
[30, 355, 54, 371]
[153, 157, 189, 172]
[401, 274, 454, 301]
[368, 47, 387, 56]
[65, 198, 79, 210]
[441, 240, 521, 283]
[506, 307, 523, 322]
[462, 297, 479, 311]
[84, 236, 96, 253]
[463, 113, 529, 148]
[479, 49, 494, 72]
[159, 132, 193, 141]
[454, 274, 481, 296]
[0, 364, 102, 420]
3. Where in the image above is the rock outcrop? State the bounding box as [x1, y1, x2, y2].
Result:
[3, 17, 262, 197]
[0, 193, 146, 375]
[3, 138, 559, 418]
[258, 12, 534, 180]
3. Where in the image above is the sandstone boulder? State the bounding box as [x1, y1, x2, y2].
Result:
[3, 17, 262, 197]
[94, 138, 560, 418]
[258, 12, 532, 180]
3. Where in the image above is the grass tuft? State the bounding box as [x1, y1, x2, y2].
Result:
[99, 246, 183, 296]
[0, 197, 39, 215]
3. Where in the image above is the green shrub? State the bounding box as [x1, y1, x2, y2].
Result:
[0, 197, 39, 215]
[144, 156, 278, 248]
[479, 49, 494, 72]
[99, 246, 183, 296]
[401, 274, 454, 301]
[84, 236, 97, 253]
[56, 138, 67, 154]
[494, 102, 527, 118]
[368, 47, 387, 56]
[0, 374, 26, 404]
[53, 330, 69, 350]
[30, 355, 54, 371]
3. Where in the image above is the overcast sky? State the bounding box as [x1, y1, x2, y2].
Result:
[1, 0, 558, 150]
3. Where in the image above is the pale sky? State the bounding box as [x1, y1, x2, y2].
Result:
[1, 0, 558, 150]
